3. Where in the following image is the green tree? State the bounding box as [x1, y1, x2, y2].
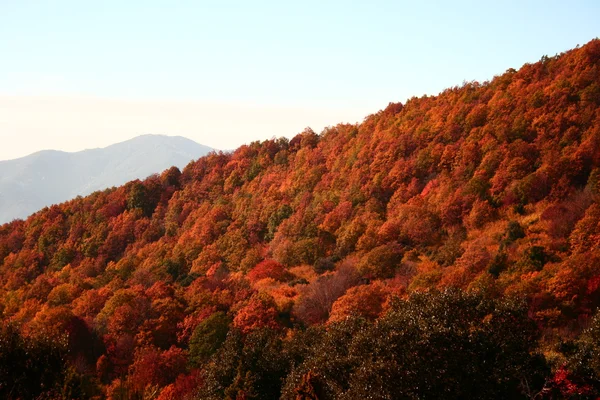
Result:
[189, 312, 231, 366]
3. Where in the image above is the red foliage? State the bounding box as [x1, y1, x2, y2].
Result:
[157, 369, 203, 400]
[233, 293, 280, 334]
[551, 367, 594, 397]
[247, 259, 289, 283]
[129, 346, 188, 395]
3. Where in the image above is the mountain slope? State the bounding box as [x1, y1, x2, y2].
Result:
[0, 135, 213, 223]
[0, 40, 599, 398]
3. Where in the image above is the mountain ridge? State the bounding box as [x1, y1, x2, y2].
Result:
[0, 134, 213, 223]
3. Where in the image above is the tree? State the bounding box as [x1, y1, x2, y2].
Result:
[199, 328, 290, 400]
[233, 293, 281, 334]
[283, 291, 549, 400]
[0, 323, 68, 399]
[247, 259, 290, 283]
[189, 312, 231, 366]
[128, 345, 188, 398]
[328, 282, 388, 323]
[293, 263, 359, 325]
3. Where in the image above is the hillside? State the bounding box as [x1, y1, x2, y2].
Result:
[1, 40, 600, 399]
[0, 134, 213, 224]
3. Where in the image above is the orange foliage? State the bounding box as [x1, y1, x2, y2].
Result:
[233, 292, 281, 334]
[328, 282, 389, 323]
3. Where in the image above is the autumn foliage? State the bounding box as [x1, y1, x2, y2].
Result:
[1, 40, 600, 398]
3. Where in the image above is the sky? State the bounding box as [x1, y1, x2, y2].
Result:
[0, 1, 598, 161]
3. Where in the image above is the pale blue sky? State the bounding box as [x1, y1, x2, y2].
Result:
[0, 1, 598, 159]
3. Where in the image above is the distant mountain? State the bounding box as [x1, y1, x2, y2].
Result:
[0, 134, 213, 223]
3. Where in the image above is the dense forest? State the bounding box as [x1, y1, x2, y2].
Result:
[1, 39, 600, 399]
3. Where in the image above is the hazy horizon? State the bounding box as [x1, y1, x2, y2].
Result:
[1, 1, 598, 160]
[0, 132, 208, 162]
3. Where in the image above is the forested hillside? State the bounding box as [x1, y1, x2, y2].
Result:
[1, 40, 600, 399]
